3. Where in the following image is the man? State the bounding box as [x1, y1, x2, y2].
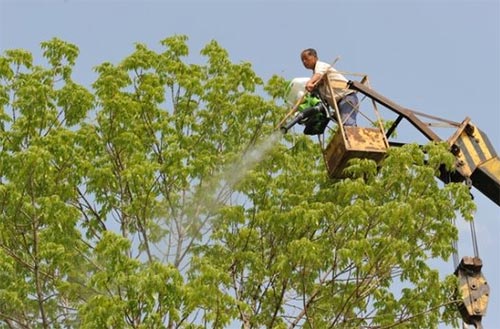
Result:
[301, 48, 358, 127]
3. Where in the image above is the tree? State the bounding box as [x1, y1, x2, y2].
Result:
[0, 36, 474, 328]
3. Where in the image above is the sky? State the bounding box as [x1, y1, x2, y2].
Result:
[1, 0, 499, 327]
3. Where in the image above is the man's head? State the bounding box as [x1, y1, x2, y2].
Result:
[301, 48, 318, 70]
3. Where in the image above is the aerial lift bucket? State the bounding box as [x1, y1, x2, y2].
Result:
[322, 77, 389, 179]
[324, 126, 388, 179]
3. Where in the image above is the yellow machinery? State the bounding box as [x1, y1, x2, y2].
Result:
[454, 257, 490, 329]
[279, 74, 500, 206]
[342, 77, 497, 329]
[279, 73, 499, 328]
[346, 79, 500, 207]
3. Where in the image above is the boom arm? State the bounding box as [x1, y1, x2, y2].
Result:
[347, 80, 500, 206]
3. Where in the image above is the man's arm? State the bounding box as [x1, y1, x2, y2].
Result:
[305, 73, 323, 92]
[306, 61, 330, 92]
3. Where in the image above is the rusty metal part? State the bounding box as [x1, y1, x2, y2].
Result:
[323, 126, 387, 179]
[454, 257, 490, 329]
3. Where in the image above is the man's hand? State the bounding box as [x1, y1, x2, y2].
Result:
[305, 80, 316, 92]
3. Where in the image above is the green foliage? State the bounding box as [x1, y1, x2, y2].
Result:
[197, 140, 472, 328]
[79, 232, 185, 328]
[0, 35, 473, 328]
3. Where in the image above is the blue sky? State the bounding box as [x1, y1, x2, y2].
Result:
[1, 0, 499, 327]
